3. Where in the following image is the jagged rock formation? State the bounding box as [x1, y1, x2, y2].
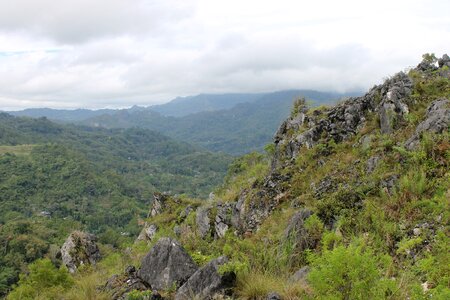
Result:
[284, 209, 319, 252]
[214, 202, 233, 238]
[405, 98, 450, 149]
[175, 256, 236, 300]
[151, 192, 169, 217]
[60, 231, 101, 273]
[136, 224, 158, 242]
[196, 207, 212, 239]
[103, 266, 151, 300]
[138, 237, 198, 290]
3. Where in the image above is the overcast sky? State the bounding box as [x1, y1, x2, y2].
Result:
[0, 0, 448, 110]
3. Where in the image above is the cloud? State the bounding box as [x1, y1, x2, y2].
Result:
[0, 0, 194, 44]
[0, 0, 449, 110]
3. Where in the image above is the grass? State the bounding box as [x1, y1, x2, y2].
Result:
[0, 144, 35, 156]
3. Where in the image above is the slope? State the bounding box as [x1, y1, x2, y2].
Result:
[84, 90, 354, 154]
[7, 54, 448, 300]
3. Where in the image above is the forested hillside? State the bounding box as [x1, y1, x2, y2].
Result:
[83, 90, 353, 154]
[0, 114, 232, 296]
[8, 90, 355, 155]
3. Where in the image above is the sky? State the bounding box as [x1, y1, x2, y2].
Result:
[0, 0, 449, 110]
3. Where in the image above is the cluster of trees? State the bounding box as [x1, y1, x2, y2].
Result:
[0, 113, 232, 295]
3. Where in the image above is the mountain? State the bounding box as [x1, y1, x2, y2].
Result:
[151, 93, 266, 117]
[7, 107, 117, 122]
[4, 54, 449, 300]
[84, 90, 355, 154]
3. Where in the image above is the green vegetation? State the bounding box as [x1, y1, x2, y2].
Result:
[2, 57, 449, 299]
[0, 113, 232, 296]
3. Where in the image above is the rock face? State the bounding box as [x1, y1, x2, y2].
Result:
[214, 202, 233, 238]
[175, 256, 236, 300]
[273, 72, 413, 166]
[284, 209, 317, 252]
[136, 224, 158, 242]
[104, 266, 151, 300]
[151, 192, 169, 217]
[405, 98, 450, 150]
[138, 237, 198, 290]
[60, 231, 101, 273]
[196, 207, 212, 239]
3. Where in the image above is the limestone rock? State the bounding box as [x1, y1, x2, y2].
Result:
[150, 192, 168, 217]
[196, 207, 212, 239]
[266, 292, 282, 300]
[366, 155, 380, 174]
[175, 256, 236, 300]
[405, 98, 450, 150]
[284, 209, 318, 252]
[138, 237, 198, 290]
[60, 231, 101, 273]
[214, 202, 233, 239]
[103, 266, 151, 300]
[136, 224, 158, 242]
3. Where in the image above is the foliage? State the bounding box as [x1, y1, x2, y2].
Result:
[7, 259, 73, 300]
[307, 240, 395, 300]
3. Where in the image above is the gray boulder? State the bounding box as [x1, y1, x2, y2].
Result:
[366, 155, 380, 174]
[405, 98, 450, 150]
[138, 237, 198, 290]
[267, 292, 282, 300]
[175, 256, 236, 300]
[196, 207, 212, 239]
[60, 231, 101, 273]
[136, 224, 158, 242]
[438, 54, 450, 68]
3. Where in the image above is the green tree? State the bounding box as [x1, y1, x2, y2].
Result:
[7, 259, 73, 300]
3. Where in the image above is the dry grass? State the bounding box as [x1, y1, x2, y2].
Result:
[235, 271, 310, 300]
[0, 144, 35, 156]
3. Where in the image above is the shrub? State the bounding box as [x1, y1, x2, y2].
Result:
[307, 240, 395, 300]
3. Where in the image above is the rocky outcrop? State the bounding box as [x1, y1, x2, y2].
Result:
[60, 231, 101, 273]
[196, 207, 212, 239]
[136, 224, 158, 242]
[405, 98, 450, 150]
[104, 266, 151, 300]
[232, 173, 288, 234]
[284, 209, 318, 252]
[178, 205, 194, 223]
[273, 72, 413, 166]
[175, 256, 236, 300]
[214, 202, 233, 238]
[150, 192, 169, 217]
[138, 237, 198, 290]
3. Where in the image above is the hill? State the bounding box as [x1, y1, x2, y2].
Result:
[84, 90, 354, 154]
[0, 114, 232, 296]
[4, 54, 449, 300]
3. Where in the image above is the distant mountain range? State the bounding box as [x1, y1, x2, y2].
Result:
[6, 90, 360, 154]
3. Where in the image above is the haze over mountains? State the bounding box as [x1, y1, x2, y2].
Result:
[7, 90, 359, 154]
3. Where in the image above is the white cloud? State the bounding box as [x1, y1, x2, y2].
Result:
[0, 0, 449, 110]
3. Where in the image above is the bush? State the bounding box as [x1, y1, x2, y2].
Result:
[7, 259, 73, 300]
[307, 240, 395, 300]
